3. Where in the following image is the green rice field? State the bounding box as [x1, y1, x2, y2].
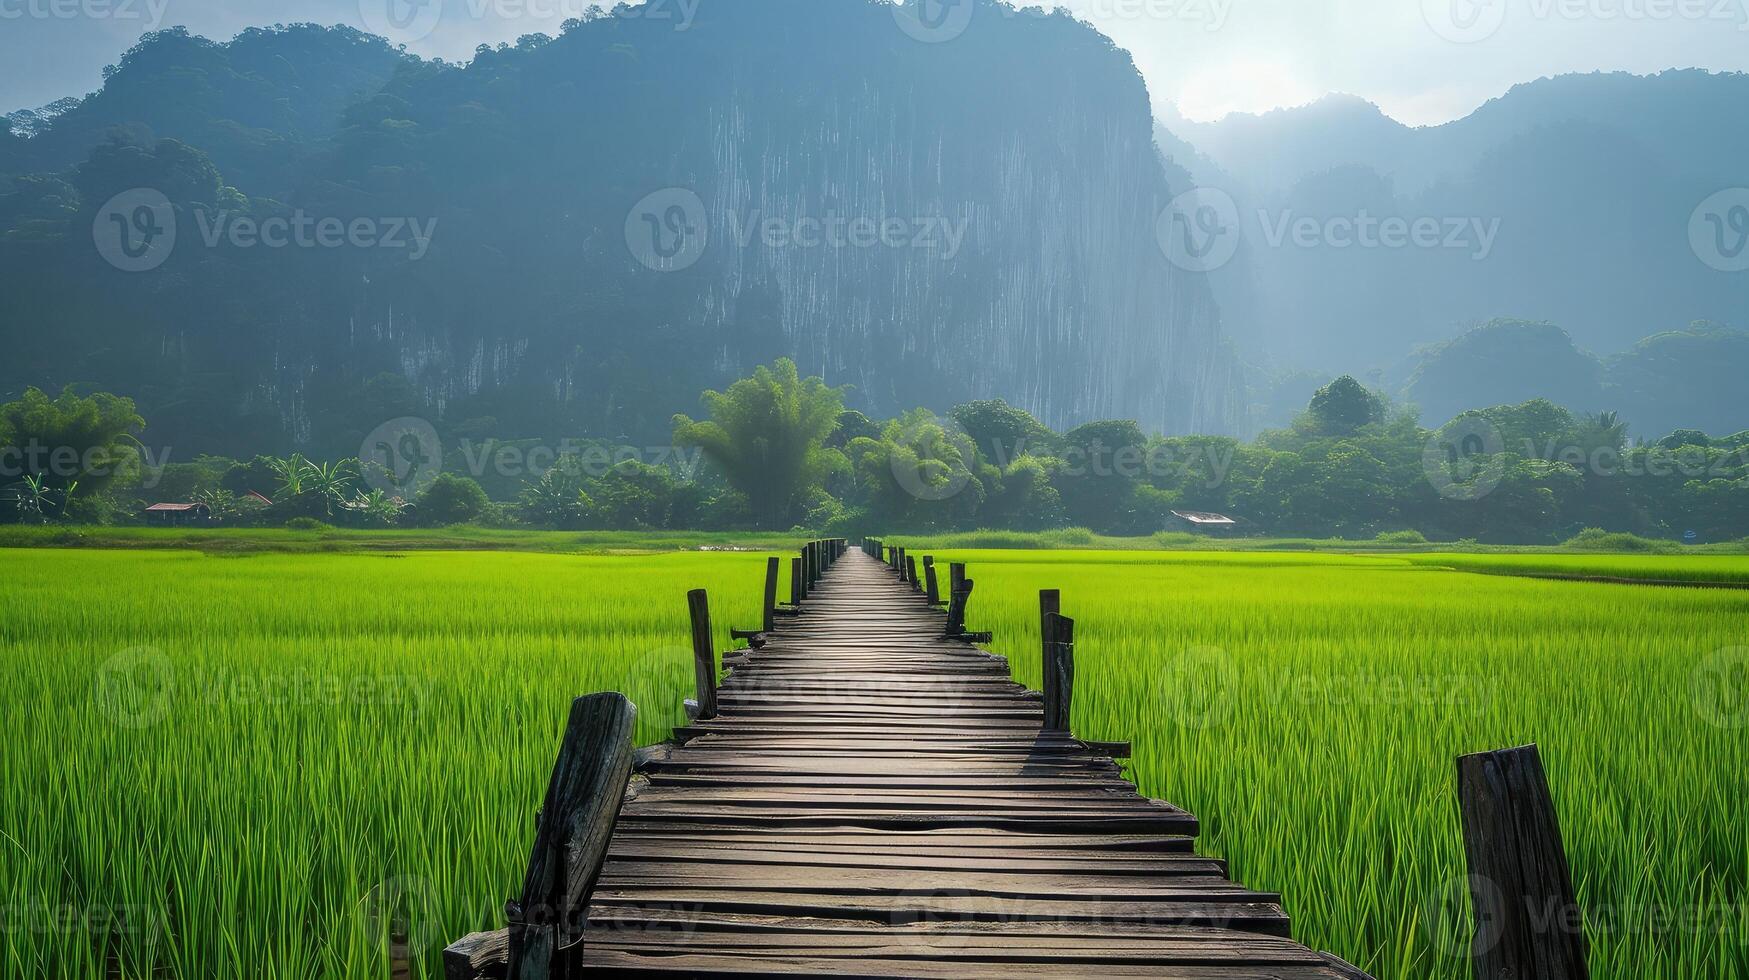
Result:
[3, 543, 1746, 978]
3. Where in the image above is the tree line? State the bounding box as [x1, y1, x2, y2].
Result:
[3, 361, 1746, 542]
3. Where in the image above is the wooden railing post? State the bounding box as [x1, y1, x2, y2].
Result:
[1042, 612, 1075, 733]
[923, 556, 941, 606]
[1457, 744, 1589, 980]
[1039, 589, 1061, 721]
[761, 556, 779, 632]
[444, 693, 637, 980]
[686, 589, 718, 721]
[904, 555, 920, 590]
[732, 556, 782, 646]
[945, 575, 972, 636]
[789, 556, 803, 605]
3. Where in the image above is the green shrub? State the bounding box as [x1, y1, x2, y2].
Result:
[283, 517, 329, 532]
[1561, 528, 1677, 553]
[1374, 530, 1429, 544]
[415, 474, 490, 527]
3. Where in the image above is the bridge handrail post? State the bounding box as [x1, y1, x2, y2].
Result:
[443, 693, 637, 980]
[1042, 612, 1075, 733]
[761, 556, 779, 632]
[686, 589, 719, 720]
[1039, 589, 1061, 721]
[1456, 744, 1589, 980]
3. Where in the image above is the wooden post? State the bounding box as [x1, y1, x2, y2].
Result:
[923, 556, 940, 605]
[761, 556, 779, 633]
[790, 556, 803, 605]
[1039, 589, 1060, 720]
[442, 692, 637, 980]
[904, 555, 919, 589]
[1042, 612, 1075, 733]
[687, 589, 718, 721]
[945, 576, 974, 636]
[1457, 744, 1589, 980]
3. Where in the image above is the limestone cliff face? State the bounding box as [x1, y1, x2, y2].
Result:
[317, 0, 1243, 440]
[695, 58, 1240, 433]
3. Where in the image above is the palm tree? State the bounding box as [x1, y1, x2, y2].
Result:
[12, 475, 50, 524]
[350, 488, 406, 527]
[267, 454, 311, 501]
[306, 459, 359, 517]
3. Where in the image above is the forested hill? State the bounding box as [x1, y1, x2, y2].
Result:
[0, 25, 411, 198]
[0, 1, 1241, 460]
[1156, 70, 1749, 386]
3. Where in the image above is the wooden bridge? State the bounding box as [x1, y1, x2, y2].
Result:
[445, 539, 1377, 978]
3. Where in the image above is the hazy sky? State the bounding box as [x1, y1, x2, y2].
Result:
[3, 0, 1747, 124]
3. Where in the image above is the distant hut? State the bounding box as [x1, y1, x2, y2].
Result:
[1166, 510, 1243, 536]
[144, 502, 213, 527]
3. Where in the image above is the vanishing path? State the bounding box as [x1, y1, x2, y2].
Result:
[578, 549, 1372, 977]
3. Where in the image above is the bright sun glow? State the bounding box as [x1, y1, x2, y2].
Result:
[1171, 59, 1323, 122]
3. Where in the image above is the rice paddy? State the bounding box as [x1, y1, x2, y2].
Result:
[3, 543, 1746, 978]
[916, 548, 1749, 980]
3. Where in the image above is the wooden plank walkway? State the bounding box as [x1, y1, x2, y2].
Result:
[574, 549, 1372, 978]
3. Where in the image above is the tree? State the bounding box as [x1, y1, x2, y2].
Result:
[517, 463, 592, 529]
[1306, 376, 1385, 435]
[845, 409, 988, 530]
[416, 472, 489, 526]
[827, 410, 881, 449]
[1054, 419, 1149, 534]
[949, 399, 1054, 466]
[0, 387, 145, 510]
[672, 359, 845, 529]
